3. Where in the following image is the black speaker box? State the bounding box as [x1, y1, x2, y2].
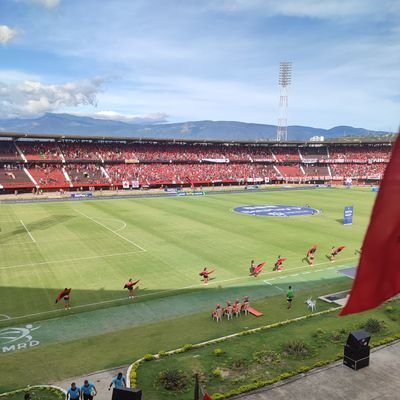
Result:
[346, 330, 370, 349]
[343, 355, 369, 370]
[112, 387, 142, 400]
[344, 344, 370, 360]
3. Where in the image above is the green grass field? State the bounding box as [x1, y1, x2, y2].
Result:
[0, 187, 377, 391]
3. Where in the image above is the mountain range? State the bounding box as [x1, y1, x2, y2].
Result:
[0, 113, 392, 141]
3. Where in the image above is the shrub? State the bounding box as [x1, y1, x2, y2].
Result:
[329, 330, 347, 343]
[361, 318, 386, 333]
[213, 348, 225, 357]
[312, 327, 326, 338]
[252, 350, 281, 365]
[212, 368, 222, 378]
[283, 340, 311, 358]
[182, 344, 193, 351]
[385, 305, 394, 313]
[143, 353, 154, 361]
[157, 350, 167, 358]
[158, 368, 189, 391]
[231, 358, 247, 369]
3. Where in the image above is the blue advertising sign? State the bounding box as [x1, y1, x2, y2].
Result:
[343, 206, 354, 225]
[234, 205, 319, 217]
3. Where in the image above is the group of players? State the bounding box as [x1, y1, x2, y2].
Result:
[199, 244, 347, 284]
[55, 244, 347, 310]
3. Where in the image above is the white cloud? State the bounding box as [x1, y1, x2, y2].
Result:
[0, 78, 104, 118]
[0, 25, 18, 45]
[72, 110, 169, 124]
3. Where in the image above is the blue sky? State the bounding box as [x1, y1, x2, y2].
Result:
[0, 0, 399, 131]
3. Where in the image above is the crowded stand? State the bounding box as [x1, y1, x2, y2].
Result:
[19, 141, 63, 161]
[58, 142, 103, 161]
[328, 145, 391, 162]
[0, 164, 34, 189]
[107, 163, 279, 185]
[28, 164, 69, 188]
[275, 165, 303, 177]
[65, 163, 109, 185]
[0, 141, 21, 161]
[330, 163, 386, 178]
[302, 165, 330, 177]
[0, 134, 394, 192]
[299, 146, 328, 160]
[271, 146, 301, 161]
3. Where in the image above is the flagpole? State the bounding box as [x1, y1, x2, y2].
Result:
[194, 373, 199, 400]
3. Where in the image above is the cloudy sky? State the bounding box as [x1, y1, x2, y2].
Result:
[0, 0, 399, 131]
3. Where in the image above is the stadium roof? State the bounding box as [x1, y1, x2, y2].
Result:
[0, 131, 395, 146]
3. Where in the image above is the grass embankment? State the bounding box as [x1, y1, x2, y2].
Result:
[135, 300, 400, 400]
[0, 279, 350, 392]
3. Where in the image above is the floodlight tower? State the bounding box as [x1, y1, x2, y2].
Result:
[276, 62, 292, 141]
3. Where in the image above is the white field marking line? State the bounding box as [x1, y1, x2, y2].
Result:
[1, 258, 356, 321]
[2, 297, 131, 321]
[264, 281, 284, 291]
[113, 222, 127, 233]
[20, 220, 36, 243]
[0, 241, 39, 247]
[74, 209, 146, 252]
[0, 250, 144, 271]
[0, 314, 11, 320]
[80, 216, 127, 233]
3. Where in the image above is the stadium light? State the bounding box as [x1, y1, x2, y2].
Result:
[277, 61, 292, 142]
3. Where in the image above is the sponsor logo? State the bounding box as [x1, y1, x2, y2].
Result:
[0, 324, 41, 353]
[234, 204, 319, 217]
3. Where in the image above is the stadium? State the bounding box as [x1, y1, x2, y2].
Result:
[1, 133, 399, 400]
[2, 1, 400, 400]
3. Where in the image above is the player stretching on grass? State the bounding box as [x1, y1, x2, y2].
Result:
[330, 245, 345, 262]
[124, 278, 139, 299]
[306, 244, 317, 266]
[273, 255, 287, 271]
[55, 288, 71, 310]
[199, 267, 215, 284]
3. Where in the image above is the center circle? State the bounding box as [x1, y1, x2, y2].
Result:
[233, 204, 319, 217]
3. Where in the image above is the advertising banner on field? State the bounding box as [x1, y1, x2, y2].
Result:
[344, 206, 354, 225]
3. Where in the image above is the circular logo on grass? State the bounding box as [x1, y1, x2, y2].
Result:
[233, 205, 319, 217]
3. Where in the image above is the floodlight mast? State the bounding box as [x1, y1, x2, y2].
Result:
[276, 62, 292, 141]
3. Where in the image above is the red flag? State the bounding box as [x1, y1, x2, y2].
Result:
[203, 393, 213, 400]
[340, 137, 400, 316]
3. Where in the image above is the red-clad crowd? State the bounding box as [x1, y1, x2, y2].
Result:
[19, 142, 62, 161]
[330, 163, 386, 178]
[0, 139, 393, 190]
[107, 163, 279, 184]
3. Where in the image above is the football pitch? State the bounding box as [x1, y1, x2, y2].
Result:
[0, 187, 376, 390]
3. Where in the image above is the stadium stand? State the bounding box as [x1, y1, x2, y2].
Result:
[0, 133, 393, 192]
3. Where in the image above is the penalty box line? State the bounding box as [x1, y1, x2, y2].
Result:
[74, 209, 146, 252]
[20, 220, 36, 243]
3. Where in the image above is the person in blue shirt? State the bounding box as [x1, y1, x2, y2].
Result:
[81, 380, 97, 400]
[108, 372, 126, 390]
[66, 383, 80, 400]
